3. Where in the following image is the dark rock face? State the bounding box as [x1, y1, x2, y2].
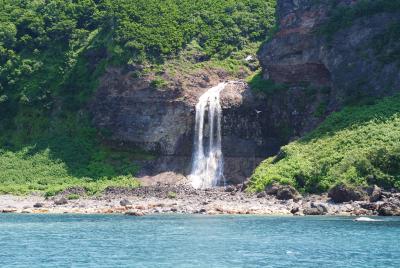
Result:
[90, 68, 274, 184]
[328, 184, 368, 203]
[259, 0, 400, 100]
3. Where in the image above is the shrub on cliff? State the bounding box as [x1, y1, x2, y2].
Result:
[250, 94, 400, 193]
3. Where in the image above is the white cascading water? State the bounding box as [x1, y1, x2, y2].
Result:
[189, 82, 226, 189]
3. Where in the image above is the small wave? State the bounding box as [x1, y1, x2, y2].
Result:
[353, 217, 383, 222]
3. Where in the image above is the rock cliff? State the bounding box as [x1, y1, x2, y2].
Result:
[90, 0, 400, 185]
[259, 0, 400, 102]
[90, 67, 272, 184]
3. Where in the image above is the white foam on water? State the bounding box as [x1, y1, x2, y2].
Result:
[353, 217, 383, 222]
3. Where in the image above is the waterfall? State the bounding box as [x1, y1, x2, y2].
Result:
[189, 82, 226, 189]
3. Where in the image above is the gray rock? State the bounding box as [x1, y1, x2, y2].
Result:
[328, 184, 368, 203]
[276, 185, 301, 201]
[1, 208, 17, 213]
[125, 210, 145, 216]
[54, 198, 68, 206]
[378, 202, 400, 216]
[303, 207, 323, 216]
[302, 202, 328, 216]
[120, 199, 132, 207]
[290, 206, 299, 214]
[259, 0, 400, 100]
[381, 191, 393, 198]
[310, 202, 328, 215]
[256, 191, 267, 198]
[265, 184, 279, 195]
[33, 203, 44, 208]
[368, 185, 382, 202]
[359, 202, 379, 211]
[225, 185, 236, 192]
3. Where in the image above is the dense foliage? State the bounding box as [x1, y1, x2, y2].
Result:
[0, 0, 276, 195]
[250, 95, 400, 193]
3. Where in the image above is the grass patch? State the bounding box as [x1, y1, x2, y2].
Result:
[250, 94, 400, 193]
[0, 111, 149, 196]
[247, 70, 289, 95]
[67, 194, 80, 200]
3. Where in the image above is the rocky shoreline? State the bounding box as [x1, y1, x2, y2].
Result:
[1, 184, 399, 217]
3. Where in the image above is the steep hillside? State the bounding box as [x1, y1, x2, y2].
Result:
[251, 94, 400, 193]
[0, 0, 276, 195]
[251, 0, 400, 192]
[2, 0, 399, 196]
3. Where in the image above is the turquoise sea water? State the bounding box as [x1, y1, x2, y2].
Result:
[0, 215, 399, 267]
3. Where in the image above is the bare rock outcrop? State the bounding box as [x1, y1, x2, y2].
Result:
[90, 68, 269, 184]
[259, 0, 400, 100]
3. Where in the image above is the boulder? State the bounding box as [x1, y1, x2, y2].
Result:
[54, 197, 68, 206]
[378, 202, 400, 216]
[224, 185, 236, 193]
[125, 210, 145, 216]
[120, 199, 132, 207]
[313, 202, 328, 214]
[303, 207, 323, 216]
[276, 185, 301, 201]
[1, 208, 17, 213]
[265, 183, 301, 200]
[367, 185, 382, 202]
[303, 202, 328, 215]
[256, 191, 267, 198]
[290, 206, 299, 214]
[328, 184, 368, 203]
[33, 203, 44, 208]
[359, 202, 379, 211]
[265, 184, 279, 195]
[381, 191, 393, 198]
[199, 208, 207, 213]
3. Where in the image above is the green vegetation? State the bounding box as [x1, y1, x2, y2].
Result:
[250, 94, 400, 193]
[247, 70, 289, 95]
[319, 0, 400, 39]
[167, 191, 177, 199]
[0, 0, 277, 195]
[67, 194, 80, 200]
[161, 40, 262, 78]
